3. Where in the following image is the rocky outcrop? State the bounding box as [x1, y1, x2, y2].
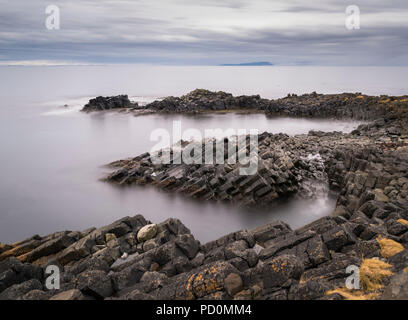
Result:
[1, 90, 406, 299]
[105, 131, 373, 207]
[265, 93, 408, 121]
[81, 90, 408, 124]
[0, 204, 407, 300]
[144, 89, 268, 113]
[81, 95, 136, 112]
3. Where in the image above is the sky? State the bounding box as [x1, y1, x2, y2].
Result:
[0, 0, 407, 66]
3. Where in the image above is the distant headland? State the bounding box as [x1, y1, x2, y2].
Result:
[219, 61, 273, 66]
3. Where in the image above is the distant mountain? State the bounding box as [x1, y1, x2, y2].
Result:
[219, 61, 273, 66]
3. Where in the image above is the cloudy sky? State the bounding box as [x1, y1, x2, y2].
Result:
[0, 0, 407, 65]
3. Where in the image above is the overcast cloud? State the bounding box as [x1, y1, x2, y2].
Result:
[0, 0, 407, 65]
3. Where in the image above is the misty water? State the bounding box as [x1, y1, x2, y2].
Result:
[1, 65, 406, 244]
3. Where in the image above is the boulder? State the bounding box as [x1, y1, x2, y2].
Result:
[381, 271, 408, 300]
[82, 95, 133, 112]
[262, 254, 304, 290]
[75, 270, 113, 299]
[0, 257, 43, 293]
[137, 224, 158, 242]
[0, 279, 42, 300]
[49, 289, 88, 300]
[322, 226, 355, 251]
[224, 273, 243, 296]
[175, 234, 200, 259]
[19, 289, 50, 300]
[249, 221, 292, 244]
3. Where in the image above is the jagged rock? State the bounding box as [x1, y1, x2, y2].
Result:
[224, 273, 243, 296]
[381, 271, 408, 300]
[75, 270, 113, 299]
[175, 234, 200, 259]
[250, 221, 292, 244]
[0, 279, 42, 300]
[262, 254, 304, 292]
[19, 233, 76, 263]
[19, 289, 50, 300]
[259, 230, 316, 261]
[322, 225, 355, 251]
[288, 279, 332, 300]
[49, 289, 88, 300]
[0, 238, 42, 262]
[0, 257, 43, 293]
[82, 95, 134, 112]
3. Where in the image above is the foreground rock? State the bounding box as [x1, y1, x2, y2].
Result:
[0, 202, 407, 300]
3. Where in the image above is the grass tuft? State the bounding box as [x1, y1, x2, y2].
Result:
[377, 236, 404, 258]
[327, 288, 379, 300]
[397, 219, 408, 227]
[360, 258, 393, 291]
[326, 258, 393, 300]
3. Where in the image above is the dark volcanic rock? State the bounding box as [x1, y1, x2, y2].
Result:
[145, 89, 268, 113]
[0, 279, 43, 300]
[2, 91, 408, 300]
[82, 95, 134, 112]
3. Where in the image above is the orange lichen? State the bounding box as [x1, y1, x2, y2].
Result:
[187, 266, 223, 298]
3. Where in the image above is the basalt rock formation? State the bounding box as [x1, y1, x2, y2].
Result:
[105, 131, 375, 207]
[144, 89, 268, 113]
[1, 91, 407, 300]
[265, 92, 408, 121]
[105, 91, 408, 210]
[82, 95, 136, 112]
[81, 89, 408, 121]
[0, 207, 407, 300]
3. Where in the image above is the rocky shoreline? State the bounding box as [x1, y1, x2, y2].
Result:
[1, 90, 408, 300]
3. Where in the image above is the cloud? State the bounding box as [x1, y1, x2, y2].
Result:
[0, 0, 407, 65]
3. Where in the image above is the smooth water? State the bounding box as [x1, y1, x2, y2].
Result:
[0, 65, 406, 244]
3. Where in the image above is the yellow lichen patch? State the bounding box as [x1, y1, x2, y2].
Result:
[188, 266, 223, 298]
[377, 236, 405, 258]
[380, 98, 391, 103]
[397, 219, 408, 227]
[327, 287, 379, 300]
[404, 267, 408, 273]
[360, 258, 393, 291]
[356, 95, 364, 99]
[399, 98, 408, 103]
